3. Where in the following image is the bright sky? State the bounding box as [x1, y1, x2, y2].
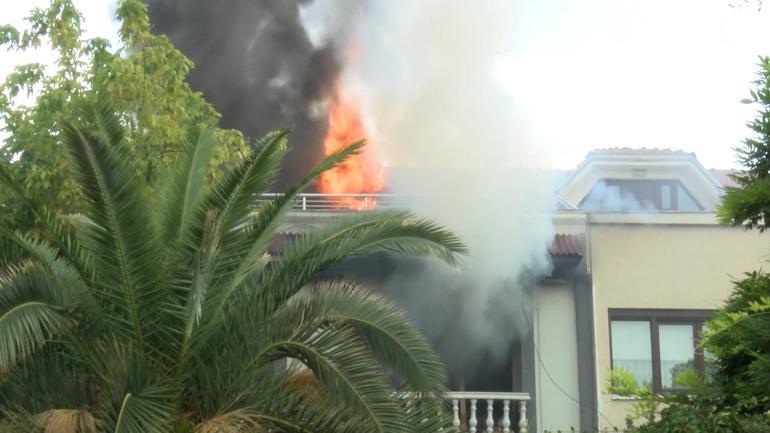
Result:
[496, 0, 770, 169]
[3, 0, 770, 169]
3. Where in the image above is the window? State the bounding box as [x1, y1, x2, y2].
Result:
[609, 309, 711, 392]
[580, 179, 703, 212]
[660, 184, 672, 210]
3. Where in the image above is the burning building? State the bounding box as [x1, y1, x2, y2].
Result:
[145, 1, 767, 431]
[266, 148, 768, 432]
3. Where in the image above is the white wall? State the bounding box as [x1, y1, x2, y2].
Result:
[535, 283, 581, 431]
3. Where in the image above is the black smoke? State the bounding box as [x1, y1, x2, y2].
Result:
[147, 0, 343, 188]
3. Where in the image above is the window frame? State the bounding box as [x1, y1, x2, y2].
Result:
[579, 179, 704, 212]
[608, 308, 712, 393]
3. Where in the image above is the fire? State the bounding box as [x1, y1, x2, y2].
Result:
[317, 83, 385, 210]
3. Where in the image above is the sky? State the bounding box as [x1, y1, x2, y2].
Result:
[3, 0, 770, 169]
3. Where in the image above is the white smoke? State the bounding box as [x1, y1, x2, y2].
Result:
[348, 1, 556, 375]
[301, 0, 558, 382]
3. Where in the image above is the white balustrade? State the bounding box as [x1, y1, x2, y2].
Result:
[452, 399, 461, 428]
[469, 399, 478, 433]
[502, 400, 511, 433]
[485, 399, 494, 433]
[518, 400, 528, 433]
[257, 193, 408, 212]
[446, 392, 530, 433]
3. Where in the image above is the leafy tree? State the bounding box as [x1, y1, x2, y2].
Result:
[0, 101, 467, 433]
[718, 56, 770, 232]
[0, 0, 247, 230]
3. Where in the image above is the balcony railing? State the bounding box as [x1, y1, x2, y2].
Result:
[258, 193, 407, 212]
[447, 391, 530, 433]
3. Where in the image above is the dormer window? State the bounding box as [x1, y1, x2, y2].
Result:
[579, 179, 703, 212]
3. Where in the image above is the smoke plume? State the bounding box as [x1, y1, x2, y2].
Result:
[335, 1, 557, 385]
[148, 0, 557, 388]
[147, 0, 356, 187]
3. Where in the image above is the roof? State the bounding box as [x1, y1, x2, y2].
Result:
[547, 234, 584, 257]
[587, 147, 696, 157]
[708, 169, 739, 188]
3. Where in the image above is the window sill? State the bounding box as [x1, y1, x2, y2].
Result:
[609, 394, 643, 401]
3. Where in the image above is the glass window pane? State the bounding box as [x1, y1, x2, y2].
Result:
[701, 325, 716, 379]
[611, 321, 653, 389]
[677, 185, 702, 211]
[660, 324, 695, 389]
[661, 184, 672, 209]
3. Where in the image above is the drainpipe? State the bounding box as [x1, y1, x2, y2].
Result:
[574, 212, 599, 431]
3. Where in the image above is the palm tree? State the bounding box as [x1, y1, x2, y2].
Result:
[0, 101, 466, 433]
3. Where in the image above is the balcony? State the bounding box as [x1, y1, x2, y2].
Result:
[446, 391, 530, 433]
[258, 193, 407, 212]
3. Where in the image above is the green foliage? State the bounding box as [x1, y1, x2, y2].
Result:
[718, 56, 770, 231]
[630, 391, 770, 433]
[605, 366, 770, 433]
[0, 101, 468, 433]
[0, 0, 247, 232]
[605, 366, 644, 397]
[702, 271, 770, 412]
[604, 367, 657, 428]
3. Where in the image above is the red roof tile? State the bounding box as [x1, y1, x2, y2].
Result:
[708, 169, 740, 188]
[548, 234, 584, 257]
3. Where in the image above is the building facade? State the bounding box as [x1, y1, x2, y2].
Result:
[535, 148, 767, 431]
[273, 148, 768, 432]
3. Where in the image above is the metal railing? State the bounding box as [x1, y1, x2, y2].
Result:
[258, 193, 408, 212]
[447, 391, 530, 433]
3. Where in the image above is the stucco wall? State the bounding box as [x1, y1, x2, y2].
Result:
[589, 219, 769, 429]
[534, 283, 582, 431]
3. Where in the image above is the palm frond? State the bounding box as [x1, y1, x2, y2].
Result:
[0, 302, 71, 369]
[0, 262, 74, 368]
[157, 127, 214, 253]
[195, 409, 268, 433]
[110, 387, 172, 433]
[208, 130, 289, 239]
[399, 394, 452, 433]
[0, 229, 82, 288]
[295, 282, 447, 393]
[253, 326, 409, 433]
[82, 338, 173, 433]
[205, 140, 366, 320]
[60, 101, 166, 353]
[256, 209, 466, 316]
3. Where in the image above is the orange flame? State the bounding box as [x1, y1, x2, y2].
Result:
[317, 83, 385, 210]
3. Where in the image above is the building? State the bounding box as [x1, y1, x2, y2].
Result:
[272, 148, 768, 432]
[534, 148, 767, 431]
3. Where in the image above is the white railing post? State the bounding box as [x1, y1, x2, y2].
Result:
[502, 400, 511, 433]
[485, 399, 494, 433]
[444, 391, 530, 433]
[451, 399, 460, 429]
[364, 196, 369, 210]
[469, 399, 478, 433]
[302, 195, 306, 211]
